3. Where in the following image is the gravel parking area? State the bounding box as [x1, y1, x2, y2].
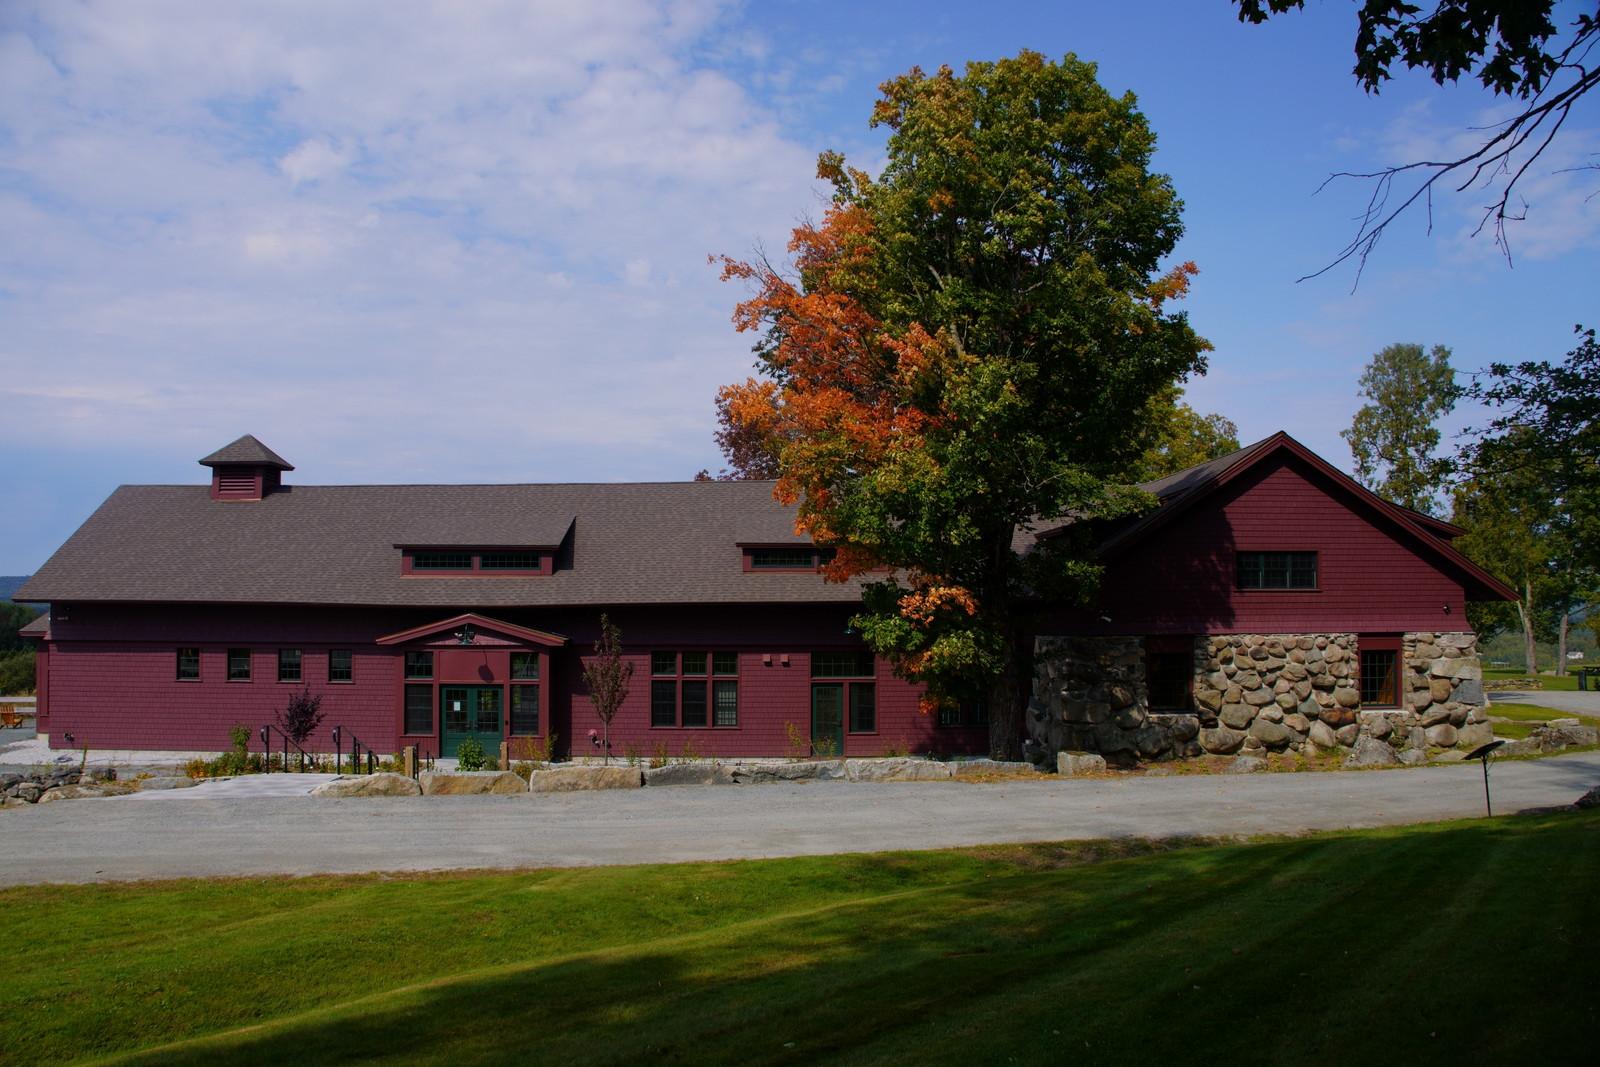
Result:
[2, 752, 1598, 886]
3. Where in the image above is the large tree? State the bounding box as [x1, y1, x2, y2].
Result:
[1341, 342, 1456, 514]
[1235, 1, 1600, 278]
[1459, 325, 1600, 673]
[1452, 449, 1554, 674]
[716, 52, 1211, 758]
[1126, 387, 1240, 483]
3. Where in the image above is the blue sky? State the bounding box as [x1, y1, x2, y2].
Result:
[2, 0, 1596, 574]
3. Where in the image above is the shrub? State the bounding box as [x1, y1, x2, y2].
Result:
[783, 721, 808, 760]
[676, 736, 703, 764]
[623, 743, 640, 767]
[455, 737, 489, 772]
[276, 688, 325, 748]
[648, 741, 670, 769]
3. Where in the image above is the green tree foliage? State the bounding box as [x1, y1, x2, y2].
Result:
[1340, 342, 1456, 514]
[0, 650, 34, 696]
[1126, 387, 1240, 483]
[1452, 446, 1555, 672]
[1235, 2, 1600, 275]
[0, 600, 42, 652]
[1460, 325, 1600, 672]
[716, 52, 1211, 757]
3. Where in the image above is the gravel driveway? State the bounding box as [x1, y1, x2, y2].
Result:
[3, 752, 1598, 886]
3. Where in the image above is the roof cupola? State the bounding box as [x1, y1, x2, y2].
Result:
[199, 434, 293, 501]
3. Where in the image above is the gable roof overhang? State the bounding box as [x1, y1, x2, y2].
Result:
[1047, 431, 1516, 603]
[375, 612, 568, 648]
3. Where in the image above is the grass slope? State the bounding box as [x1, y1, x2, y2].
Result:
[1485, 668, 1581, 692]
[3, 816, 1597, 1065]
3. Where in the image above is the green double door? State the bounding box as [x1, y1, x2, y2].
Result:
[811, 684, 846, 756]
[441, 686, 502, 759]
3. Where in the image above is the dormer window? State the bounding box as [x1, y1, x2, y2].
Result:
[400, 547, 555, 576]
[741, 544, 835, 571]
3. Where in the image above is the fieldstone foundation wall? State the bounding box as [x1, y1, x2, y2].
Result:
[1031, 631, 1489, 766]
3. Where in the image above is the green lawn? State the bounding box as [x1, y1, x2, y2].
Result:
[4, 814, 1598, 1065]
[1484, 667, 1581, 691]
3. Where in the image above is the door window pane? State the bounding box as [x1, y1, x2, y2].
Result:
[510, 686, 540, 735]
[713, 680, 738, 727]
[849, 683, 876, 733]
[651, 680, 678, 727]
[443, 688, 469, 732]
[328, 649, 353, 683]
[474, 688, 502, 733]
[277, 648, 302, 682]
[510, 652, 540, 680]
[812, 651, 874, 677]
[404, 684, 433, 734]
[227, 648, 251, 681]
[681, 680, 708, 727]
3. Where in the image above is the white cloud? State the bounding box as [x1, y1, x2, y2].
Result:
[0, 0, 824, 482]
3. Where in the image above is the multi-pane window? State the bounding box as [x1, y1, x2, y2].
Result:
[749, 547, 817, 569]
[1147, 650, 1193, 711]
[404, 651, 434, 679]
[410, 551, 474, 570]
[328, 649, 353, 683]
[812, 651, 875, 678]
[277, 648, 302, 682]
[510, 685, 540, 735]
[938, 696, 989, 728]
[404, 684, 433, 734]
[650, 650, 739, 727]
[1359, 647, 1399, 707]
[849, 684, 876, 733]
[227, 648, 251, 682]
[1237, 551, 1318, 590]
[510, 652, 540, 680]
[176, 647, 200, 681]
[480, 551, 541, 571]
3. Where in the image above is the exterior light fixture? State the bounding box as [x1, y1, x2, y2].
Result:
[1443, 604, 1452, 614]
[456, 624, 477, 645]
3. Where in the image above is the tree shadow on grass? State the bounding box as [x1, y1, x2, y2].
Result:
[108, 815, 1600, 1067]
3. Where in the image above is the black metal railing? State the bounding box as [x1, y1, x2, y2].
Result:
[260, 724, 312, 773]
[332, 727, 378, 775]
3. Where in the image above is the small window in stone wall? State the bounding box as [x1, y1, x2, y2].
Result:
[1146, 650, 1192, 711]
[1359, 647, 1399, 707]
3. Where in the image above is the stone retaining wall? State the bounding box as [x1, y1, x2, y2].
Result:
[1031, 631, 1488, 765]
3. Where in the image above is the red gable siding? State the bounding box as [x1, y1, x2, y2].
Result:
[1053, 451, 1471, 636]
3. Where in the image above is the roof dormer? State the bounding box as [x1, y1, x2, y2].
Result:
[199, 434, 294, 501]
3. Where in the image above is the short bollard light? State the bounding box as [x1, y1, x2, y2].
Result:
[331, 725, 343, 774]
[1465, 739, 1507, 817]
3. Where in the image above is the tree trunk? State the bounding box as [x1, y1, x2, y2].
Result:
[602, 718, 611, 765]
[1556, 607, 1569, 677]
[1519, 579, 1538, 675]
[988, 661, 1023, 762]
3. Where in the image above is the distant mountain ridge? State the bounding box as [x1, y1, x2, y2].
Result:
[0, 576, 33, 603]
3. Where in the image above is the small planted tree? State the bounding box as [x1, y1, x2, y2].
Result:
[581, 614, 632, 765]
[277, 687, 325, 749]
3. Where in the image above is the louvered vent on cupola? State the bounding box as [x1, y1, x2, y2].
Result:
[198, 434, 295, 501]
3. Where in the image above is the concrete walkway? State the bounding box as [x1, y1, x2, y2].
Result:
[122, 774, 339, 800]
[2, 752, 1597, 887]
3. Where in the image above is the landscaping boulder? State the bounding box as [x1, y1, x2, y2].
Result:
[844, 758, 953, 782]
[643, 763, 735, 787]
[1, 796, 31, 809]
[1425, 723, 1459, 748]
[311, 773, 422, 798]
[1307, 720, 1339, 750]
[135, 776, 200, 791]
[1455, 722, 1494, 751]
[529, 766, 643, 792]
[1335, 724, 1360, 745]
[37, 784, 108, 803]
[1345, 737, 1399, 768]
[419, 770, 529, 795]
[1056, 752, 1107, 776]
[1198, 726, 1245, 755]
[1398, 749, 1428, 766]
[1226, 755, 1266, 774]
[1576, 786, 1600, 810]
[732, 760, 847, 783]
[952, 759, 1038, 778]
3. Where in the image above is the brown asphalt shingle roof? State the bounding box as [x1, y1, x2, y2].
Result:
[199, 434, 295, 470]
[18, 481, 854, 607]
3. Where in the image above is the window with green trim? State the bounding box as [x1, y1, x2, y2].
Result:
[404, 651, 434, 679]
[650, 650, 739, 727]
[411, 551, 473, 571]
[481, 551, 541, 571]
[812, 651, 875, 678]
[1237, 551, 1317, 590]
[404, 684, 433, 734]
